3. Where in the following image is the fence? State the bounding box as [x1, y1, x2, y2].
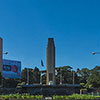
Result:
[88, 92, 100, 96]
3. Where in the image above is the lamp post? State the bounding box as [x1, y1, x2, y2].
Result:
[92, 52, 100, 76]
[2, 52, 8, 88]
[92, 52, 100, 55]
[3, 52, 8, 55]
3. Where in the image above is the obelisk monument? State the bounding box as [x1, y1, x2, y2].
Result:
[46, 38, 55, 85]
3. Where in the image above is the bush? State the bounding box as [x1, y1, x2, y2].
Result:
[0, 93, 43, 100]
[53, 94, 100, 100]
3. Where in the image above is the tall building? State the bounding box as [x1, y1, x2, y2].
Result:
[46, 38, 55, 85]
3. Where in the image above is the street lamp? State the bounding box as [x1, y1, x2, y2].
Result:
[92, 52, 100, 55]
[1, 51, 8, 88]
[3, 52, 8, 55]
[92, 52, 100, 76]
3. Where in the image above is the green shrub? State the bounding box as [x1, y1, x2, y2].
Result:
[53, 94, 100, 100]
[0, 93, 43, 100]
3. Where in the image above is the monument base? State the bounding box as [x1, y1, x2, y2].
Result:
[21, 84, 81, 96]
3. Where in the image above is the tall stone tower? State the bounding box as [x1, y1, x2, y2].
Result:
[46, 38, 55, 85]
[0, 38, 3, 72]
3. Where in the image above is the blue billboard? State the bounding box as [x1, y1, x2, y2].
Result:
[3, 59, 21, 79]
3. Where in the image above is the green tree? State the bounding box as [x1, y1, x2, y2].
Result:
[21, 67, 40, 84]
[77, 68, 90, 84]
[55, 66, 77, 84]
[42, 73, 46, 84]
[33, 67, 40, 84]
[87, 66, 100, 88]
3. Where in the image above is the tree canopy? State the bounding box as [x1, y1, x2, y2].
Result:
[0, 66, 100, 88]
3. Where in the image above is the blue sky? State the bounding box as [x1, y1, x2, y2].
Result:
[0, 0, 100, 70]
